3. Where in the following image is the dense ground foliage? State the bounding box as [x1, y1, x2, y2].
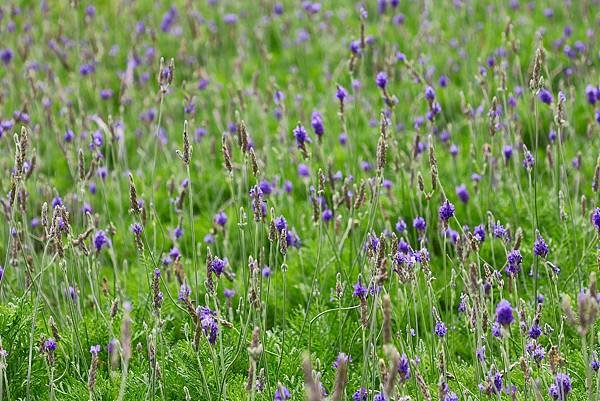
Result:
[0, 0, 600, 400]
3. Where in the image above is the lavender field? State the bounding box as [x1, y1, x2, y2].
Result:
[1, 0, 600, 400]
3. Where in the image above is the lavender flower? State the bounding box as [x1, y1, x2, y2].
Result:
[293, 124, 310, 147]
[505, 250, 522, 276]
[211, 257, 227, 276]
[93, 231, 110, 252]
[42, 336, 57, 354]
[214, 211, 227, 227]
[528, 324, 542, 339]
[274, 386, 291, 401]
[311, 111, 324, 137]
[332, 352, 351, 369]
[549, 373, 571, 400]
[197, 306, 219, 344]
[353, 387, 367, 401]
[413, 216, 426, 232]
[424, 85, 436, 101]
[523, 149, 535, 169]
[438, 200, 455, 222]
[375, 71, 388, 89]
[397, 353, 410, 382]
[495, 299, 514, 326]
[395, 218, 407, 233]
[352, 281, 367, 299]
[592, 208, 600, 232]
[178, 284, 191, 301]
[90, 344, 101, 355]
[336, 85, 347, 101]
[474, 224, 486, 242]
[456, 184, 469, 204]
[534, 234, 549, 258]
[539, 88, 553, 104]
[435, 321, 447, 337]
[0, 48, 13, 65]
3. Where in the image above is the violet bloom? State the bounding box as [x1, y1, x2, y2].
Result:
[413, 216, 426, 232]
[223, 13, 238, 24]
[214, 211, 227, 226]
[332, 352, 351, 369]
[585, 85, 597, 105]
[493, 222, 507, 239]
[538, 88, 553, 104]
[197, 306, 219, 344]
[91, 130, 106, 148]
[353, 387, 367, 401]
[211, 257, 227, 276]
[395, 218, 407, 233]
[476, 346, 486, 362]
[374, 393, 385, 401]
[160, 6, 177, 32]
[79, 63, 95, 76]
[169, 246, 181, 260]
[44, 338, 57, 352]
[549, 373, 571, 400]
[173, 226, 183, 239]
[456, 184, 469, 204]
[591, 354, 600, 372]
[93, 231, 110, 252]
[435, 321, 447, 337]
[534, 234, 549, 258]
[438, 200, 455, 222]
[349, 39, 361, 55]
[0, 48, 13, 65]
[311, 111, 324, 137]
[52, 196, 63, 208]
[130, 223, 143, 235]
[339, 132, 348, 145]
[375, 71, 388, 89]
[275, 216, 288, 232]
[274, 386, 291, 401]
[178, 283, 191, 301]
[352, 281, 367, 298]
[298, 163, 310, 177]
[336, 85, 347, 101]
[100, 89, 114, 100]
[64, 129, 74, 142]
[397, 354, 410, 381]
[523, 149, 535, 169]
[528, 324, 542, 339]
[293, 124, 310, 147]
[97, 166, 108, 180]
[592, 208, 600, 232]
[505, 250, 522, 276]
[424, 85, 436, 101]
[495, 299, 514, 326]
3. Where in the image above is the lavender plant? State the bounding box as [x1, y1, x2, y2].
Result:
[0, 1, 599, 400]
